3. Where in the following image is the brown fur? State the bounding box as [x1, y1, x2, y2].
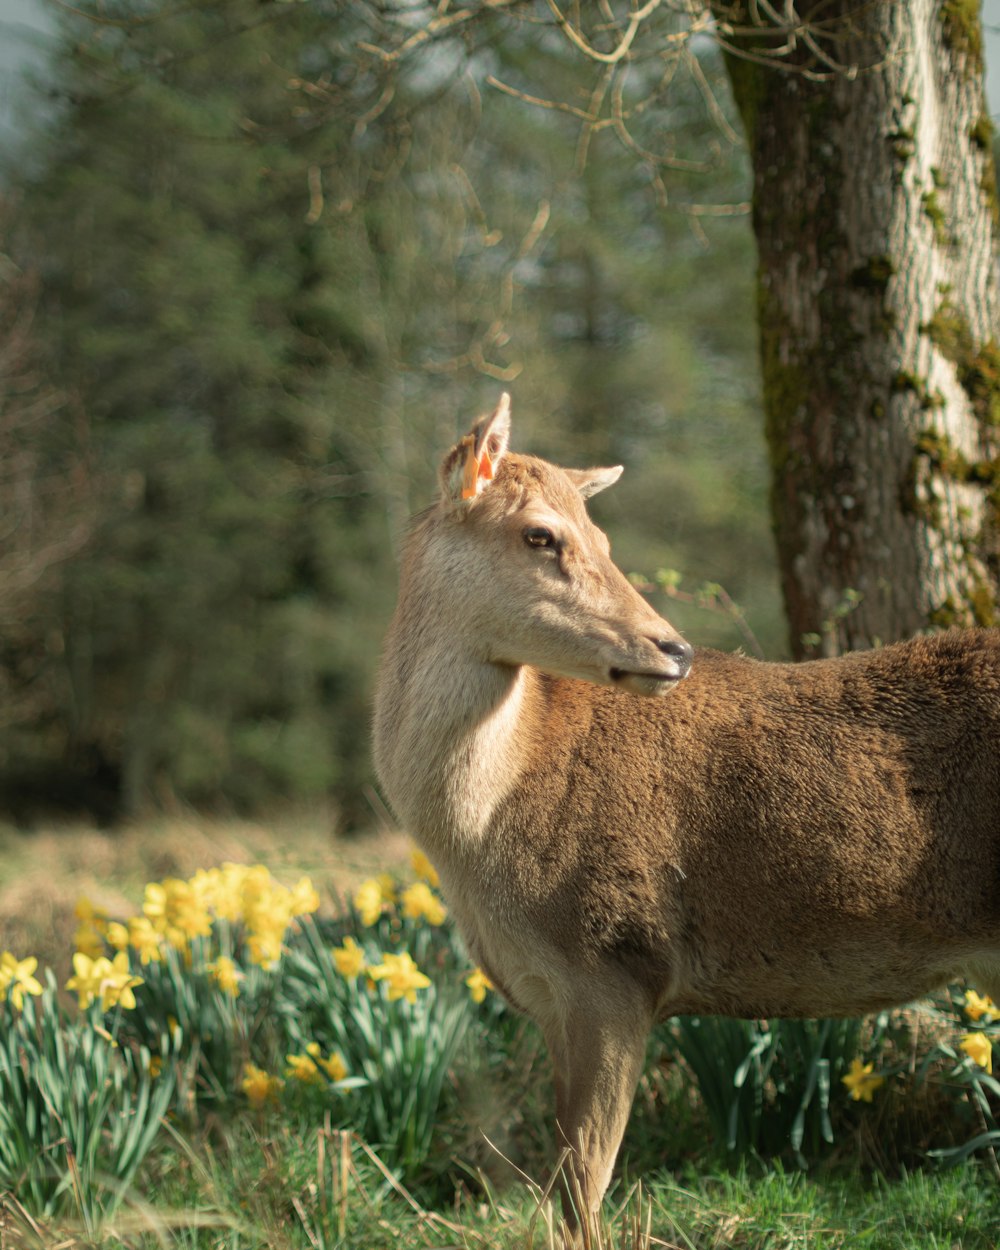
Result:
[373, 399, 1000, 1230]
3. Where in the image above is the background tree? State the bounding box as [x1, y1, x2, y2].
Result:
[1, 0, 777, 822]
[713, 0, 999, 656]
[0, 205, 92, 785]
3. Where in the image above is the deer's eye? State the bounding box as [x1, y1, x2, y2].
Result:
[524, 526, 556, 549]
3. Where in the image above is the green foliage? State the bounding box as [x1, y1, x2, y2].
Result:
[280, 916, 473, 1183]
[662, 1012, 886, 1163]
[0, 975, 175, 1230]
[1, 0, 778, 822]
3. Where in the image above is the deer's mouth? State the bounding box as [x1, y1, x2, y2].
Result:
[609, 668, 686, 696]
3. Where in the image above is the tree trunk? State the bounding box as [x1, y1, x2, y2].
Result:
[715, 0, 999, 657]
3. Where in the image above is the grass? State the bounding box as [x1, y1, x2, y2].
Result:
[8, 1124, 1000, 1249]
[1, 815, 999, 1249]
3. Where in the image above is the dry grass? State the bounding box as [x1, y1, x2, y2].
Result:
[0, 813, 412, 977]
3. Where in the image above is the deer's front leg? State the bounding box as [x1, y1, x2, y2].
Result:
[544, 979, 652, 1232]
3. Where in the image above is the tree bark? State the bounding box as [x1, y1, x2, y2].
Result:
[715, 0, 1000, 657]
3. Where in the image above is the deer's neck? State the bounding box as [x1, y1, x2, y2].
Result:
[374, 621, 537, 850]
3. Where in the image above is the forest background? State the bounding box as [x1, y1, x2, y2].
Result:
[0, 1, 996, 831]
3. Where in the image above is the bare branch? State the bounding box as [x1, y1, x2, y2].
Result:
[544, 0, 664, 65]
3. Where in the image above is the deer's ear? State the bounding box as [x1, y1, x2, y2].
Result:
[565, 465, 623, 500]
[440, 393, 511, 509]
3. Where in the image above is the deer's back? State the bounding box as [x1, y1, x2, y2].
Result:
[480, 629, 1000, 1018]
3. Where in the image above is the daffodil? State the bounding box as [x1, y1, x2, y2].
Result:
[66, 952, 109, 1010]
[841, 1057, 884, 1102]
[285, 1050, 323, 1084]
[209, 955, 243, 997]
[103, 951, 144, 1010]
[307, 1042, 347, 1082]
[964, 989, 996, 1023]
[289, 876, 320, 917]
[961, 1031, 994, 1073]
[72, 923, 106, 960]
[66, 951, 142, 1011]
[332, 935, 366, 979]
[465, 967, 494, 1004]
[353, 878, 386, 927]
[128, 916, 163, 965]
[106, 922, 130, 951]
[321, 1051, 347, 1082]
[247, 928, 284, 969]
[74, 897, 109, 934]
[242, 1064, 284, 1106]
[410, 847, 440, 888]
[401, 881, 447, 925]
[368, 951, 431, 1003]
[0, 952, 43, 1010]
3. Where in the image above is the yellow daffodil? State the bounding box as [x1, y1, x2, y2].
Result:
[964, 990, 996, 1023]
[285, 1050, 323, 1084]
[401, 881, 447, 926]
[66, 951, 142, 1012]
[106, 921, 130, 951]
[376, 873, 397, 903]
[841, 1057, 884, 1102]
[318, 1050, 347, 1082]
[209, 956, 243, 997]
[247, 928, 284, 969]
[368, 951, 431, 1003]
[142, 882, 169, 927]
[332, 935, 366, 979]
[103, 951, 143, 1010]
[242, 1064, 284, 1106]
[410, 847, 440, 888]
[72, 923, 106, 960]
[465, 967, 494, 1005]
[289, 876, 320, 917]
[0, 952, 43, 1010]
[306, 1042, 348, 1082]
[74, 897, 109, 934]
[353, 878, 386, 927]
[961, 1032, 994, 1073]
[128, 916, 163, 965]
[66, 952, 108, 1010]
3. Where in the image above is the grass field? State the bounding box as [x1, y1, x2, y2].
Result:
[1, 815, 999, 1249]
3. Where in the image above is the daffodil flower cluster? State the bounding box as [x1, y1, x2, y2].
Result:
[839, 985, 1000, 1111]
[70, 862, 321, 1009]
[352, 849, 446, 928]
[335, 849, 493, 1007]
[332, 934, 493, 1007]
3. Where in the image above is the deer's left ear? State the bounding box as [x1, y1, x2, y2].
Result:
[440, 393, 511, 509]
[565, 465, 623, 499]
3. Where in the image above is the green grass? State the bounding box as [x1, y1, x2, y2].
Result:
[7, 1119, 1000, 1249]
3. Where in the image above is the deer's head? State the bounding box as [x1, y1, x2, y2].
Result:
[427, 394, 692, 697]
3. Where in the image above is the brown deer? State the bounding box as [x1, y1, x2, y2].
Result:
[373, 394, 1000, 1228]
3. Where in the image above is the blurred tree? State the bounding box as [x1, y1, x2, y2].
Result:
[2, 0, 778, 822]
[8, 2, 394, 816]
[0, 204, 93, 784]
[714, 0, 999, 656]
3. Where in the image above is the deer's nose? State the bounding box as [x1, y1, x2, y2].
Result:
[655, 637, 693, 678]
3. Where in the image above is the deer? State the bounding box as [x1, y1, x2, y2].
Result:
[372, 393, 1000, 1231]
